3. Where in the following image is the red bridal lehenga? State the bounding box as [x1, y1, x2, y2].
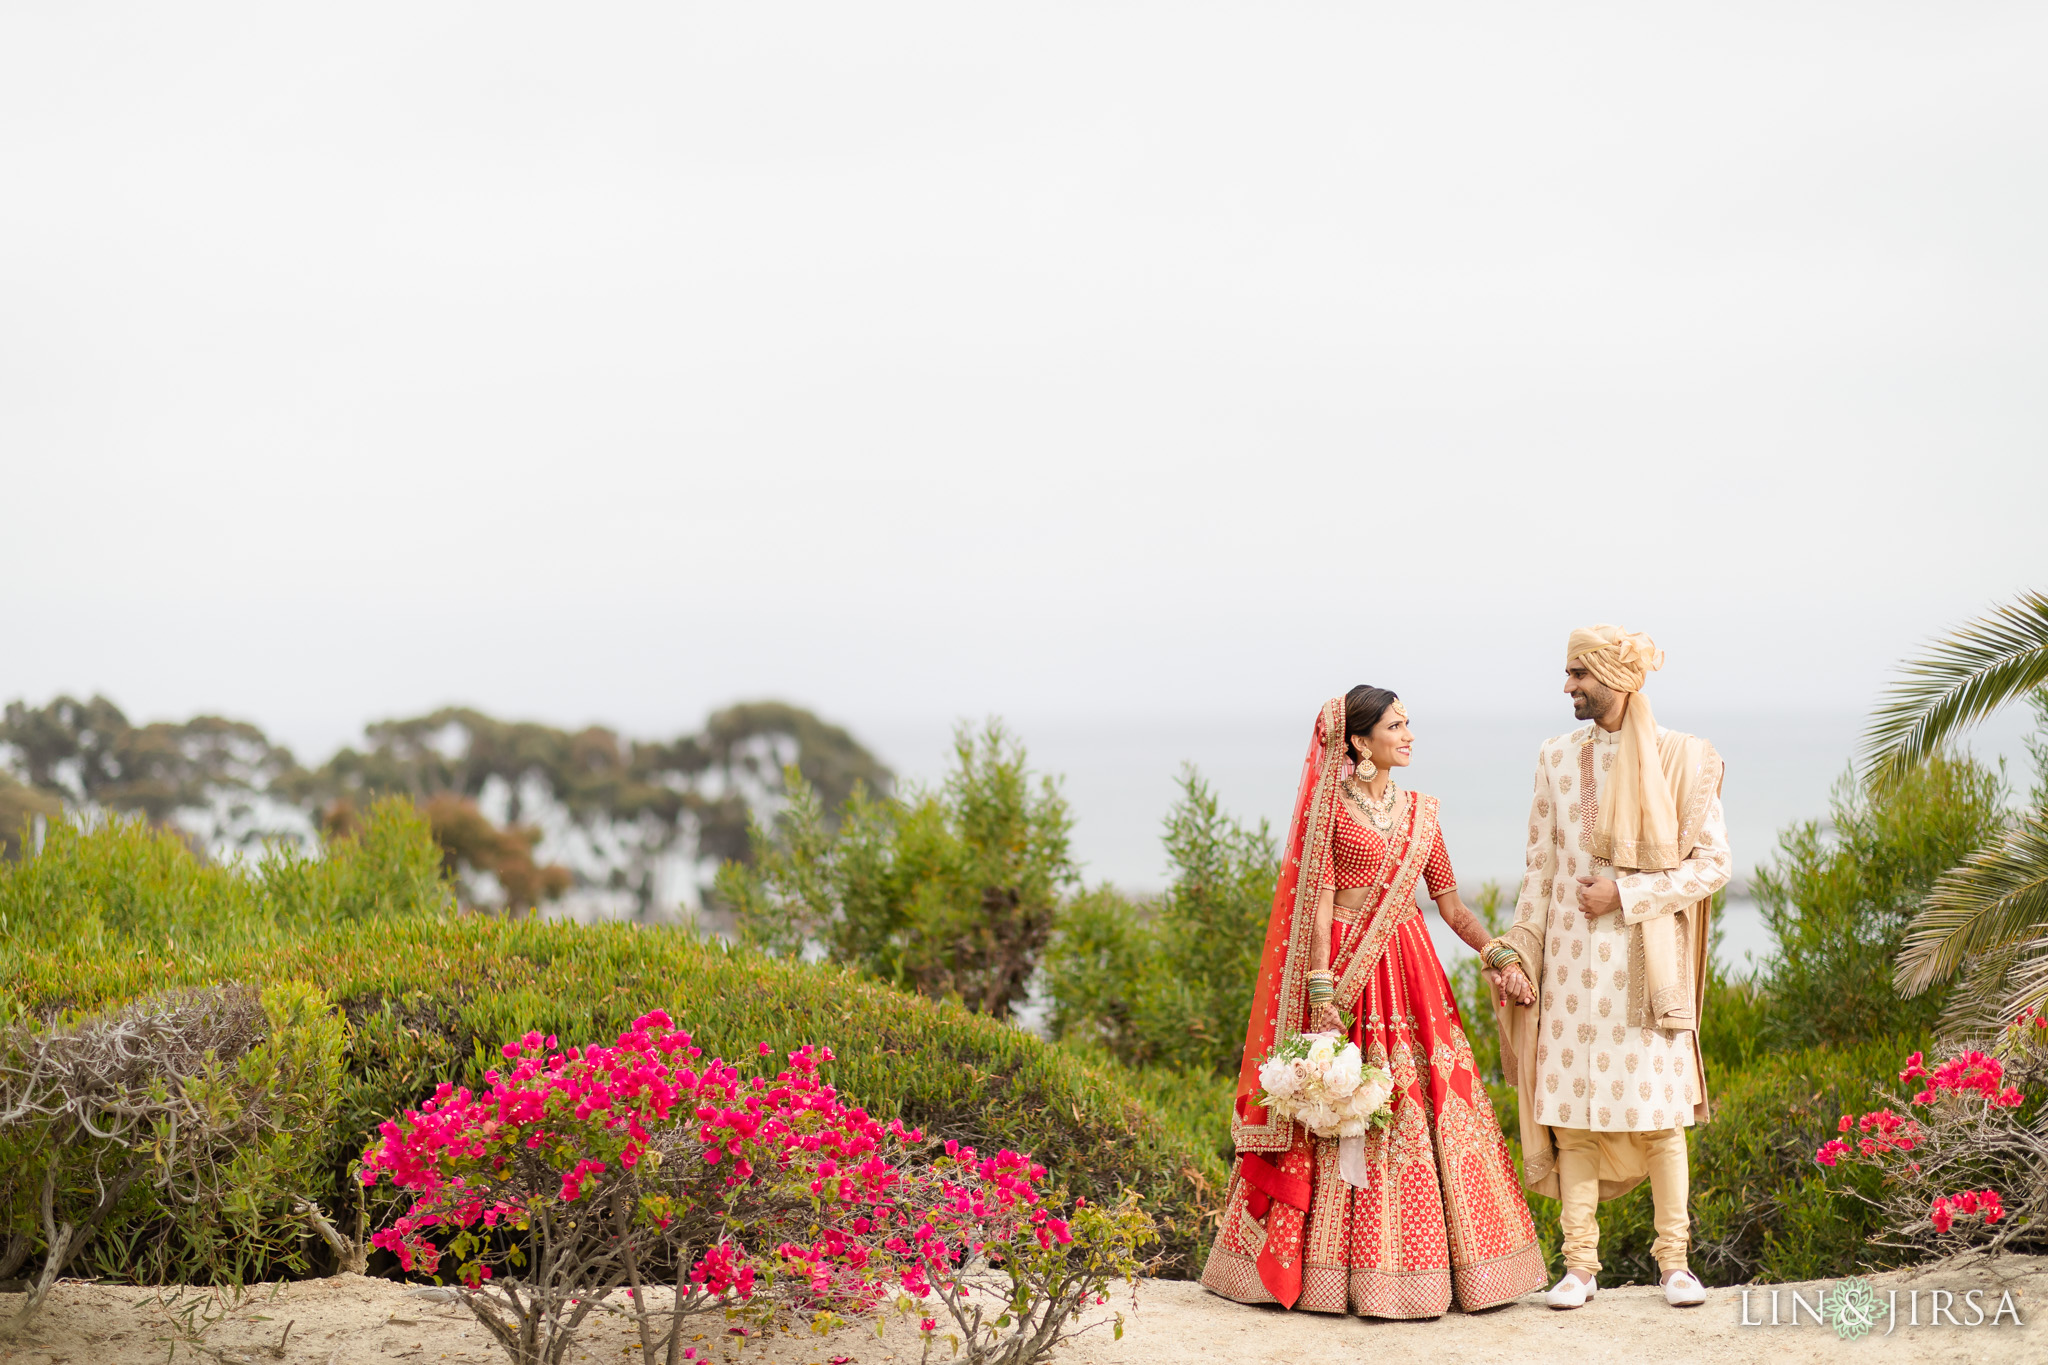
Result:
[1200, 698, 1547, 1318]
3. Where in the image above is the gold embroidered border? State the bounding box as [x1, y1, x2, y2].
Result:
[1628, 913, 1649, 1027]
[1232, 697, 1347, 1154]
[1672, 739, 1723, 855]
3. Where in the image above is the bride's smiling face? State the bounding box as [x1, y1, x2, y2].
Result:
[1351, 710, 1414, 772]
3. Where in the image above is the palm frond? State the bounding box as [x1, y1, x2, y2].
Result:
[1935, 939, 2026, 1040]
[1894, 813, 2048, 996]
[1994, 942, 2048, 1024]
[1862, 590, 2048, 788]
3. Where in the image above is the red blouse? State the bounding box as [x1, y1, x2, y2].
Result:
[1320, 799, 1456, 898]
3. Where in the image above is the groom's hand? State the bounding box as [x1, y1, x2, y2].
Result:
[1576, 875, 1622, 917]
[1484, 965, 1535, 1008]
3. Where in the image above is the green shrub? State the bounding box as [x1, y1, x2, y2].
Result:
[1752, 754, 2006, 1051]
[0, 815, 1222, 1284]
[0, 798, 449, 962]
[1043, 769, 1277, 1077]
[0, 981, 346, 1320]
[719, 721, 1077, 1018]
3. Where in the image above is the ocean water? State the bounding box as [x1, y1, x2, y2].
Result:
[864, 707, 2040, 977]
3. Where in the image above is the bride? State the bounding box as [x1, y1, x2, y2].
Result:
[1200, 687, 1548, 1318]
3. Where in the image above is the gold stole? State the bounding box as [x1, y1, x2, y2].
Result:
[1630, 733, 1724, 1031]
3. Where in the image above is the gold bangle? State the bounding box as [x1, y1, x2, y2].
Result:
[1306, 970, 1334, 1007]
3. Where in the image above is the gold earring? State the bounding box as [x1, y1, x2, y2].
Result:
[1355, 754, 1376, 782]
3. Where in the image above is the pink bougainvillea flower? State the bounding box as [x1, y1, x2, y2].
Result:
[358, 1011, 1075, 1341]
[1929, 1188, 2006, 1236]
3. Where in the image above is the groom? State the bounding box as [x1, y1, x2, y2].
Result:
[1485, 625, 1730, 1309]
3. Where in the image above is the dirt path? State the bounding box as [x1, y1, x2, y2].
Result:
[4, 1257, 2043, 1365]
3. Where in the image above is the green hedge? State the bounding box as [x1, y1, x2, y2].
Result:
[0, 811, 1224, 1283]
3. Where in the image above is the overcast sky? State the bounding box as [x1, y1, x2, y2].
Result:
[4, 3, 2044, 777]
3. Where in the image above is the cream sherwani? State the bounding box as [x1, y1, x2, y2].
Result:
[1516, 723, 1732, 1134]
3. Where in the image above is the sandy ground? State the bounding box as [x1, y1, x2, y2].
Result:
[3, 1257, 2044, 1365]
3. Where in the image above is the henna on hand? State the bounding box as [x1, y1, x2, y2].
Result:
[1485, 965, 1535, 1008]
[1502, 964, 1535, 1004]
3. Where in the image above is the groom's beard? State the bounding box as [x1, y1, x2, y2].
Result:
[1569, 681, 1617, 721]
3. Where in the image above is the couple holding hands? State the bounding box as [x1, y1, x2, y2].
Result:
[1201, 625, 1729, 1318]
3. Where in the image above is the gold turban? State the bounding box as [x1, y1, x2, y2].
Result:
[1567, 624, 1679, 870]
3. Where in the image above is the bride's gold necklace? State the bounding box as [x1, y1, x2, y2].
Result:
[1342, 775, 1401, 835]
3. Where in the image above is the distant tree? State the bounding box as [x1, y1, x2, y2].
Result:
[0, 774, 62, 861]
[292, 701, 891, 919]
[0, 695, 300, 847]
[1, 694, 888, 918]
[418, 794, 572, 913]
[687, 701, 897, 864]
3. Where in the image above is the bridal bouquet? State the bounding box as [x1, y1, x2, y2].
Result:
[1256, 1032, 1396, 1139]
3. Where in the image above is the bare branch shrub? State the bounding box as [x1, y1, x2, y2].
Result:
[0, 982, 346, 1331]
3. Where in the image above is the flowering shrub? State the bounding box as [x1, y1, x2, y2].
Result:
[360, 1012, 1154, 1365]
[1811, 1022, 2046, 1258]
[889, 1146, 1156, 1365]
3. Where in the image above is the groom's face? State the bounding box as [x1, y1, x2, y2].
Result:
[1564, 663, 1618, 721]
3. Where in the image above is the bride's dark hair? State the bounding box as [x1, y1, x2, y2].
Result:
[1342, 685, 1401, 760]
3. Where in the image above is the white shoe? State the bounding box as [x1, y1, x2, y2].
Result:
[1663, 1270, 1706, 1306]
[1545, 1273, 1597, 1309]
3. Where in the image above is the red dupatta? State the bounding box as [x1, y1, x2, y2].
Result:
[1229, 698, 1347, 1154]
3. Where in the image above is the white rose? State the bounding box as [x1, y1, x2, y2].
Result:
[1306, 1035, 1338, 1068]
[1299, 1101, 1337, 1135]
[1335, 1115, 1368, 1137]
[1326, 1046, 1362, 1096]
[1258, 1058, 1299, 1099]
[1356, 1080, 1389, 1117]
